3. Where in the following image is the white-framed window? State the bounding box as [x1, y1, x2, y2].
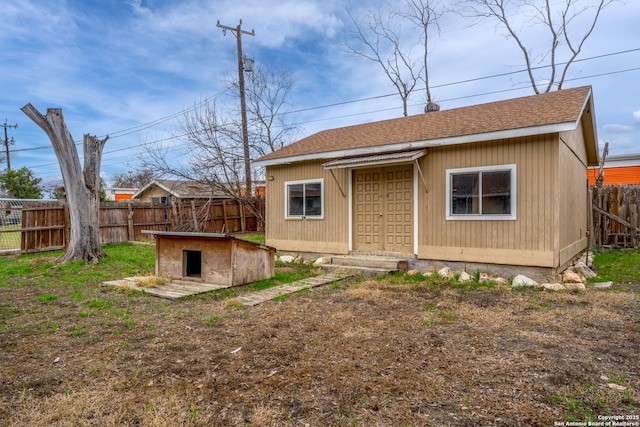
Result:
[285, 179, 324, 219]
[446, 164, 516, 220]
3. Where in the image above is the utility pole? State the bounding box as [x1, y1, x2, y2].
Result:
[2, 120, 18, 171]
[217, 19, 255, 198]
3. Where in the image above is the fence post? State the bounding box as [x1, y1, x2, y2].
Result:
[191, 200, 199, 231]
[63, 203, 70, 248]
[127, 203, 134, 241]
[240, 199, 246, 232]
[222, 200, 228, 233]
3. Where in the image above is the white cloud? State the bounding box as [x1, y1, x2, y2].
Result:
[603, 124, 634, 133]
[4, 0, 640, 178]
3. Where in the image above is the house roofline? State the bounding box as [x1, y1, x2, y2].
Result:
[132, 180, 180, 200]
[254, 121, 579, 167]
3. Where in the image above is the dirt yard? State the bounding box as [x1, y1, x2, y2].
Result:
[1, 271, 639, 426]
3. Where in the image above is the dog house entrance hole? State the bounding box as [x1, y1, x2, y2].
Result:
[184, 250, 202, 278]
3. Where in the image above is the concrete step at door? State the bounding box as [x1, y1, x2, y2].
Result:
[327, 255, 408, 273]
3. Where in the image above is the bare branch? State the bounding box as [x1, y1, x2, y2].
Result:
[400, 0, 443, 103]
[345, 7, 424, 116]
[457, 0, 619, 93]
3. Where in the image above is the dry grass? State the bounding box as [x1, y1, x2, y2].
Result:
[133, 275, 168, 288]
[1, 272, 639, 426]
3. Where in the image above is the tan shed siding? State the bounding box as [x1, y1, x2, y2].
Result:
[559, 126, 588, 166]
[558, 128, 589, 267]
[419, 135, 558, 266]
[264, 160, 349, 253]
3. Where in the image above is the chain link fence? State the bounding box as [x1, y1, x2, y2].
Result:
[0, 198, 52, 253]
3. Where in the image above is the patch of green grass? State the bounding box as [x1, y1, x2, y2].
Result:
[590, 248, 640, 289]
[68, 325, 88, 337]
[451, 279, 496, 291]
[87, 299, 114, 310]
[38, 319, 61, 333]
[236, 234, 265, 244]
[388, 271, 499, 293]
[545, 376, 639, 423]
[0, 243, 155, 289]
[421, 302, 458, 327]
[203, 315, 220, 326]
[274, 292, 289, 302]
[36, 293, 59, 304]
[251, 264, 316, 291]
[548, 392, 594, 421]
[0, 228, 21, 251]
[111, 308, 132, 317]
[70, 291, 85, 302]
[189, 405, 199, 420]
[607, 371, 627, 384]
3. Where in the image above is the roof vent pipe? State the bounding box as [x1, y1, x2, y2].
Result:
[425, 102, 440, 113]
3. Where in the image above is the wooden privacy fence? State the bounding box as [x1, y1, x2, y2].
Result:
[591, 184, 640, 248]
[19, 198, 265, 253]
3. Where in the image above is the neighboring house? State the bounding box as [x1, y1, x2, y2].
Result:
[104, 187, 138, 201]
[132, 179, 229, 203]
[254, 86, 599, 274]
[132, 179, 267, 203]
[588, 154, 640, 185]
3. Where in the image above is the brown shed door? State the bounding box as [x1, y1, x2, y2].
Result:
[353, 165, 413, 253]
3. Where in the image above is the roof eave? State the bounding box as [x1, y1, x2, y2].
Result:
[579, 90, 599, 167]
[253, 121, 579, 167]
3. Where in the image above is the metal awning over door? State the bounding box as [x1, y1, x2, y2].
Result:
[322, 149, 426, 170]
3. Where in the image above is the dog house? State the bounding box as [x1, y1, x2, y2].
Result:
[142, 231, 275, 286]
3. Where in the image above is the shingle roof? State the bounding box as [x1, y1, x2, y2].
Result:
[255, 86, 596, 166]
[133, 179, 228, 200]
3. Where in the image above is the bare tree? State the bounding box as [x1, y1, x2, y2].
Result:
[400, 0, 443, 105]
[457, 0, 618, 93]
[111, 168, 156, 189]
[245, 66, 297, 158]
[21, 104, 108, 263]
[345, 1, 443, 116]
[346, 8, 421, 117]
[142, 67, 298, 226]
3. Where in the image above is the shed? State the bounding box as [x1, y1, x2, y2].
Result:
[142, 231, 275, 286]
[254, 86, 599, 276]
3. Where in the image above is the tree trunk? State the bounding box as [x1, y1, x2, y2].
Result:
[21, 104, 108, 263]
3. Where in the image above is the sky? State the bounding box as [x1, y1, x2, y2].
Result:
[1, 0, 639, 189]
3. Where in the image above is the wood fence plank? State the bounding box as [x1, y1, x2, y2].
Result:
[591, 184, 640, 248]
[19, 198, 265, 253]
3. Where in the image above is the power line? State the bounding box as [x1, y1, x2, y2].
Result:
[14, 50, 640, 174]
[18, 63, 640, 176]
[15, 45, 640, 156]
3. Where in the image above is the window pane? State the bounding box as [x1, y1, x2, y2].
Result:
[304, 183, 322, 216]
[451, 173, 479, 215]
[482, 171, 511, 214]
[288, 184, 304, 216]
